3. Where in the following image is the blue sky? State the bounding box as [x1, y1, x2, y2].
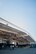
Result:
[0, 0, 36, 41]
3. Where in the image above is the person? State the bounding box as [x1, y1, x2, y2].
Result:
[12, 42, 15, 49]
[16, 42, 18, 47]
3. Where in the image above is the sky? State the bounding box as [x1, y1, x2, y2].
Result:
[0, 0, 36, 41]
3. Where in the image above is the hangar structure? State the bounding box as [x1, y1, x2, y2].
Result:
[0, 17, 35, 47]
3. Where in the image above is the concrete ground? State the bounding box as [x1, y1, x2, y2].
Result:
[0, 48, 36, 54]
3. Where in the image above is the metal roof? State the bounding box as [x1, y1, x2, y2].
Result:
[0, 17, 27, 35]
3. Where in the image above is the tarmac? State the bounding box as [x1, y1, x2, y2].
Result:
[0, 48, 36, 54]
